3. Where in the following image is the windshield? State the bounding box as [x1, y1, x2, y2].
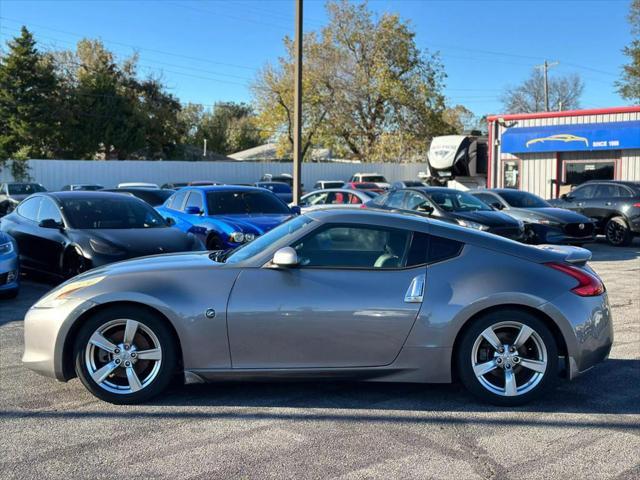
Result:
[499, 191, 550, 208]
[206, 190, 290, 215]
[256, 182, 292, 193]
[8, 183, 46, 195]
[428, 190, 492, 212]
[224, 215, 314, 264]
[362, 175, 386, 183]
[61, 197, 167, 229]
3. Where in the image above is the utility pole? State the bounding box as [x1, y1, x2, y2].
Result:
[292, 0, 303, 204]
[203, 139, 207, 157]
[535, 60, 559, 112]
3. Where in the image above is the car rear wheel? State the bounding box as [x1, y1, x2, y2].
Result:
[605, 216, 632, 247]
[74, 306, 177, 404]
[456, 310, 558, 406]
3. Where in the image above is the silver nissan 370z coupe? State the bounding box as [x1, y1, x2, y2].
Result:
[23, 209, 613, 406]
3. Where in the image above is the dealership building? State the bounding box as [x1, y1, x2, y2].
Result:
[486, 106, 640, 199]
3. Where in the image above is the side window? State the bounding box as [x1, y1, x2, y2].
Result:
[404, 192, 430, 211]
[386, 191, 406, 209]
[16, 197, 42, 221]
[292, 225, 411, 269]
[428, 235, 464, 263]
[571, 184, 596, 200]
[473, 193, 495, 205]
[185, 191, 204, 211]
[168, 191, 188, 210]
[614, 186, 632, 198]
[594, 185, 617, 198]
[301, 193, 324, 206]
[38, 198, 62, 223]
[327, 192, 348, 204]
[347, 193, 362, 204]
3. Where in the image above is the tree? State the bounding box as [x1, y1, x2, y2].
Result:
[617, 0, 640, 103]
[179, 102, 263, 157]
[0, 26, 60, 174]
[252, 0, 451, 162]
[443, 105, 486, 134]
[500, 69, 584, 113]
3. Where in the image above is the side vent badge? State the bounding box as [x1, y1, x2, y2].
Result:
[205, 309, 216, 319]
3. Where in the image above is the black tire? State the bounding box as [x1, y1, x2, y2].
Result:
[63, 249, 91, 279]
[73, 305, 178, 404]
[456, 309, 558, 406]
[605, 216, 632, 247]
[206, 234, 223, 251]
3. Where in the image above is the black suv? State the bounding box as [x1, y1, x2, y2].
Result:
[548, 181, 640, 246]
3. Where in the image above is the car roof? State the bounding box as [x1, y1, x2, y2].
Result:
[45, 191, 145, 201]
[579, 180, 640, 187]
[404, 187, 466, 195]
[182, 185, 267, 193]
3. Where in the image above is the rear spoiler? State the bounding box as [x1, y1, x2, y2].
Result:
[534, 244, 592, 265]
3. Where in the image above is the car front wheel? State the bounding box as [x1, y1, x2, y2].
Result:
[74, 306, 178, 404]
[456, 310, 558, 406]
[605, 216, 632, 246]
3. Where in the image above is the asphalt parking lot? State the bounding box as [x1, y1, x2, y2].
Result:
[0, 239, 638, 479]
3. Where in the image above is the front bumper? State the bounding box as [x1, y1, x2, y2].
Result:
[526, 223, 596, 244]
[0, 253, 19, 291]
[22, 298, 96, 381]
[541, 291, 613, 379]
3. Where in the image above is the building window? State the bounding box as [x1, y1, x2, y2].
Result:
[564, 161, 614, 186]
[502, 160, 519, 189]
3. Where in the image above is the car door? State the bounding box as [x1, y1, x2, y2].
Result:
[587, 184, 632, 228]
[563, 184, 596, 215]
[8, 196, 42, 269]
[183, 191, 208, 239]
[158, 190, 190, 231]
[33, 197, 67, 273]
[226, 224, 427, 368]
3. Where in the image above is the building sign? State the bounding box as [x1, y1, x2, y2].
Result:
[501, 121, 640, 153]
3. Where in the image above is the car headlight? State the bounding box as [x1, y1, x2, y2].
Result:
[89, 238, 124, 255]
[0, 241, 14, 255]
[244, 233, 256, 242]
[229, 231, 245, 243]
[457, 219, 490, 231]
[35, 275, 105, 308]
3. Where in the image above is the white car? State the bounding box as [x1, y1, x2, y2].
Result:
[294, 188, 379, 212]
[116, 182, 159, 189]
[349, 173, 391, 190]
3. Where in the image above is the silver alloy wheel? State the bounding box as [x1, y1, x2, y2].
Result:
[84, 319, 163, 395]
[471, 321, 547, 397]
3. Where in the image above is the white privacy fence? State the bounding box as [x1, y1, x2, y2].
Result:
[0, 160, 428, 190]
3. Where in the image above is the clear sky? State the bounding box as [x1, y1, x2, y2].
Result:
[0, 0, 632, 117]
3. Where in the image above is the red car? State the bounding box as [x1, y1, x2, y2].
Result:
[346, 182, 386, 194]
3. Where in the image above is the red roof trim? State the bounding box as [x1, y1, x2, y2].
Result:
[486, 106, 640, 122]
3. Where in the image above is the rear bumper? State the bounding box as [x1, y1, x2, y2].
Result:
[541, 291, 613, 379]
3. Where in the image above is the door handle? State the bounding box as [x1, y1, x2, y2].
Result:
[404, 274, 425, 303]
[605, 202, 612, 206]
[577, 202, 584, 207]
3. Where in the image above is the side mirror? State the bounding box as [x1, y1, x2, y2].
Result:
[417, 204, 434, 214]
[272, 247, 298, 267]
[184, 206, 202, 215]
[290, 205, 301, 215]
[491, 202, 504, 210]
[165, 217, 176, 226]
[39, 218, 62, 229]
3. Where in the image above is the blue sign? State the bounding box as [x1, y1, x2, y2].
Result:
[501, 120, 640, 153]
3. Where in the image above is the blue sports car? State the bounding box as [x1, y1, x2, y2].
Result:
[0, 231, 19, 298]
[156, 185, 299, 250]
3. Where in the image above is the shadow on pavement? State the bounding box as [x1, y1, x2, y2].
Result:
[587, 237, 640, 262]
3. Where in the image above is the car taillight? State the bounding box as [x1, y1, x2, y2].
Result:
[633, 202, 640, 208]
[545, 262, 605, 297]
[360, 203, 367, 209]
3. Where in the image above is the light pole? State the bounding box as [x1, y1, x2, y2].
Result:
[292, 0, 303, 204]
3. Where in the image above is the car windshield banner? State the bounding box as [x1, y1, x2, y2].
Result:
[500, 120, 640, 153]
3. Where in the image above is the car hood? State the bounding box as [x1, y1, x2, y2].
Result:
[510, 207, 591, 223]
[204, 214, 292, 234]
[451, 210, 520, 227]
[83, 227, 194, 255]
